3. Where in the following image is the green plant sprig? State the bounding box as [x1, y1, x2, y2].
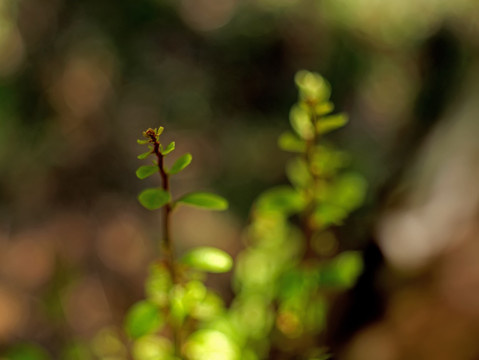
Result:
[229, 70, 367, 359]
[126, 126, 232, 360]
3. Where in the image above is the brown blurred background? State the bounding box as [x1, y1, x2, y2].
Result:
[1, 0, 479, 358]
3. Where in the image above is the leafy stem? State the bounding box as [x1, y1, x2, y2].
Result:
[133, 126, 231, 359]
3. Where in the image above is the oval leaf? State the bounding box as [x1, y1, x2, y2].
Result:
[138, 188, 171, 210]
[169, 153, 192, 174]
[136, 165, 158, 180]
[256, 186, 306, 215]
[161, 141, 175, 155]
[278, 131, 306, 153]
[125, 301, 163, 339]
[316, 113, 348, 135]
[290, 105, 314, 140]
[181, 247, 233, 273]
[133, 336, 172, 360]
[138, 151, 152, 160]
[176, 192, 228, 211]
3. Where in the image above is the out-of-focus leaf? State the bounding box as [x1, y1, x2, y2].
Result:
[316, 113, 348, 134]
[191, 291, 224, 321]
[181, 247, 233, 273]
[295, 70, 331, 103]
[136, 165, 157, 180]
[290, 105, 314, 140]
[91, 328, 127, 358]
[169, 153, 192, 174]
[138, 188, 170, 210]
[161, 141, 175, 155]
[6, 344, 50, 360]
[137, 139, 149, 145]
[138, 151, 152, 160]
[185, 329, 240, 360]
[315, 102, 334, 116]
[278, 131, 306, 153]
[333, 173, 367, 211]
[145, 263, 172, 307]
[170, 285, 187, 324]
[125, 301, 163, 339]
[176, 192, 228, 211]
[318, 251, 363, 288]
[132, 335, 172, 360]
[256, 186, 306, 215]
[286, 158, 312, 189]
[310, 203, 348, 229]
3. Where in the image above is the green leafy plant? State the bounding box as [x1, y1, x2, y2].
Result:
[125, 127, 231, 359]
[228, 70, 367, 359]
[1, 71, 366, 360]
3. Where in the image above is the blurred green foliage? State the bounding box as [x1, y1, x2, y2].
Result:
[0, 0, 474, 358]
[96, 71, 365, 360]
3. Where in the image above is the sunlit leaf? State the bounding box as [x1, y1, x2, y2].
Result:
[169, 153, 192, 174]
[136, 165, 158, 180]
[316, 113, 348, 134]
[132, 335, 172, 360]
[125, 301, 163, 339]
[278, 131, 306, 153]
[138, 188, 170, 210]
[290, 105, 314, 140]
[138, 151, 152, 160]
[181, 247, 233, 273]
[185, 329, 240, 360]
[256, 186, 306, 215]
[137, 139, 149, 145]
[176, 192, 228, 211]
[191, 291, 224, 321]
[170, 285, 187, 324]
[156, 126, 164, 135]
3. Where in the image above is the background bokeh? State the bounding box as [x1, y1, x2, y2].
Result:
[1, 0, 479, 358]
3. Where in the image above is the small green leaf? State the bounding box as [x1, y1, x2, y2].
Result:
[161, 141, 175, 155]
[290, 105, 314, 140]
[125, 301, 163, 339]
[318, 251, 363, 288]
[295, 70, 331, 103]
[138, 151, 152, 160]
[315, 102, 334, 116]
[316, 113, 348, 134]
[176, 192, 228, 211]
[136, 165, 158, 180]
[132, 335, 172, 360]
[278, 131, 306, 153]
[169, 153, 192, 174]
[181, 247, 233, 273]
[137, 139, 149, 145]
[256, 186, 306, 215]
[332, 173, 367, 211]
[138, 188, 171, 210]
[157, 126, 164, 135]
[145, 264, 172, 307]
